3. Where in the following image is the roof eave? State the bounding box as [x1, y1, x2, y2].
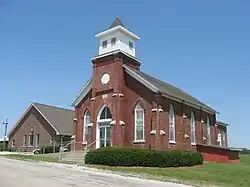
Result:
[123, 65, 159, 93]
[91, 49, 141, 64]
[8, 104, 34, 137]
[95, 26, 140, 40]
[160, 93, 217, 115]
[8, 103, 61, 137]
[216, 121, 230, 127]
[32, 103, 60, 135]
[70, 78, 93, 107]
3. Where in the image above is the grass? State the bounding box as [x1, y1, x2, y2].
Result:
[88, 155, 250, 187]
[4, 153, 59, 163]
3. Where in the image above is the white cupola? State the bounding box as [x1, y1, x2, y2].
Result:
[95, 18, 140, 57]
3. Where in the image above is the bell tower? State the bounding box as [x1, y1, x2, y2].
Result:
[90, 18, 141, 148]
[95, 18, 140, 57]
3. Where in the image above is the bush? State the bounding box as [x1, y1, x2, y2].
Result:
[85, 147, 203, 167]
[39, 145, 60, 154]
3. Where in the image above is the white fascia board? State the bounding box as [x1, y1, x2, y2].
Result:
[31, 103, 60, 135]
[8, 104, 34, 137]
[70, 78, 92, 107]
[91, 49, 141, 64]
[8, 103, 61, 137]
[123, 65, 159, 93]
[95, 26, 140, 40]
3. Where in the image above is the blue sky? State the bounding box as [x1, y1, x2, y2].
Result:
[0, 1, 249, 148]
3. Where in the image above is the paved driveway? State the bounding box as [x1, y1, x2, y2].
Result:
[0, 157, 191, 187]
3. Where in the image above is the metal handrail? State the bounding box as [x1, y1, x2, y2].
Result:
[84, 139, 99, 151]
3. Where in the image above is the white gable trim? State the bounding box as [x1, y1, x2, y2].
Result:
[8, 103, 60, 137]
[70, 78, 92, 107]
[123, 65, 159, 93]
[31, 103, 60, 135]
[8, 104, 33, 137]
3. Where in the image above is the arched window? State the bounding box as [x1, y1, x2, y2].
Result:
[83, 110, 90, 143]
[97, 106, 112, 148]
[206, 116, 211, 145]
[100, 106, 112, 120]
[134, 103, 144, 141]
[169, 104, 175, 143]
[190, 111, 196, 144]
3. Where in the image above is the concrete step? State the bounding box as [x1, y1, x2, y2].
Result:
[60, 151, 87, 164]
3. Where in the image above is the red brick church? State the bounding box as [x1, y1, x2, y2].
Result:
[70, 18, 241, 163]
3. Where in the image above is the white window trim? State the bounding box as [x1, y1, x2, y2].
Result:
[190, 111, 196, 145]
[35, 134, 40, 147]
[96, 105, 113, 149]
[23, 135, 27, 147]
[134, 104, 145, 141]
[83, 110, 90, 144]
[11, 139, 15, 147]
[169, 104, 175, 143]
[29, 130, 34, 147]
[207, 117, 211, 145]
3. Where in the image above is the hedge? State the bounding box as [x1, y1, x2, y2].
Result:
[39, 145, 60, 154]
[85, 147, 203, 167]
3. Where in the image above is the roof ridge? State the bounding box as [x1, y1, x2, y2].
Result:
[123, 64, 216, 113]
[32, 102, 74, 112]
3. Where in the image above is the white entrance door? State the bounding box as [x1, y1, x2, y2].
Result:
[96, 106, 112, 149]
[99, 122, 111, 148]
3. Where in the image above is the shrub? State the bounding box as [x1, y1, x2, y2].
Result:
[39, 145, 60, 154]
[85, 147, 203, 167]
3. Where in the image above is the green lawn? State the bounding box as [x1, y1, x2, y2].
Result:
[89, 155, 250, 187]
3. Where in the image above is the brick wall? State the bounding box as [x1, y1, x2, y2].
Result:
[8, 107, 56, 152]
[74, 52, 218, 151]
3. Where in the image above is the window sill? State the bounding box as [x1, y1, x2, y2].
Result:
[191, 143, 197, 146]
[169, 141, 176, 144]
[133, 140, 145, 144]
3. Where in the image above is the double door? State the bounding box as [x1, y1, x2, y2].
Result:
[99, 122, 111, 148]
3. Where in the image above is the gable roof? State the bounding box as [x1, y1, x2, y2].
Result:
[8, 102, 74, 137]
[70, 64, 217, 114]
[123, 65, 217, 114]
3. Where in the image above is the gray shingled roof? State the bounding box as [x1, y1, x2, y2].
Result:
[33, 102, 74, 135]
[123, 65, 216, 113]
[108, 17, 124, 29]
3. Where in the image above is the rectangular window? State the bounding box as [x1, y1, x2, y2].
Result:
[135, 109, 144, 140]
[23, 135, 27, 146]
[129, 41, 133, 49]
[207, 125, 211, 145]
[83, 114, 90, 142]
[12, 139, 15, 147]
[191, 125, 196, 144]
[169, 105, 175, 143]
[29, 130, 34, 146]
[102, 40, 107, 48]
[169, 121, 175, 142]
[111, 37, 116, 45]
[35, 134, 40, 146]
